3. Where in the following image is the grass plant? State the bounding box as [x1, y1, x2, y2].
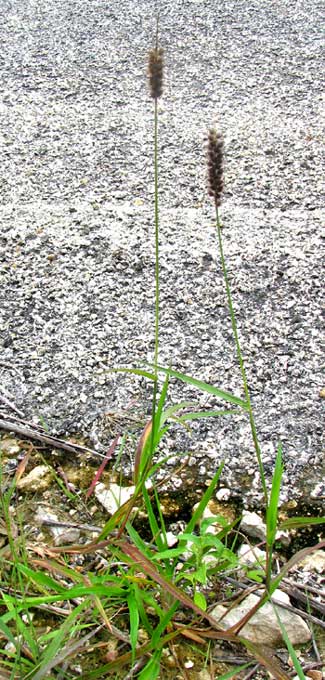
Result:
[0, 21, 324, 680]
[148, 21, 164, 479]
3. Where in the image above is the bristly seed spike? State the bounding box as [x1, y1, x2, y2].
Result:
[148, 48, 164, 100]
[148, 15, 164, 101]
[207, 129, 224, 207]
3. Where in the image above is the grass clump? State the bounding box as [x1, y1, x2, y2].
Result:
[0, 20, 324, 680]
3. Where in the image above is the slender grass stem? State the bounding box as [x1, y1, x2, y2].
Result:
[150, 96, 160, 461]
[215, 206, 268, 504]
[146, 20, 164, 470]
[154, 99, 160, 375]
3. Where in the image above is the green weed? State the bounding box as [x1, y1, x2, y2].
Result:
[0, 18, 324, 680]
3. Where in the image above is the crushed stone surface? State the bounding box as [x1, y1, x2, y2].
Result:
[0, 0, 324, 506]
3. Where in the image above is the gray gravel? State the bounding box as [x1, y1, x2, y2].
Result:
[0, 0, 324, 507]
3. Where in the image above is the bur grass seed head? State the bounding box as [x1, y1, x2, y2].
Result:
[207, 129, 224, 207]
[148, 48, 164, 99]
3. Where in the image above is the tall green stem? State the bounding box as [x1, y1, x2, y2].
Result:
[150, 97, 160, 457]
[154, 99, 160, 374]
[215, 207, 268, 504]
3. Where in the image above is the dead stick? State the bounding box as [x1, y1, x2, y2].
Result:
[0, 418, 103, 458]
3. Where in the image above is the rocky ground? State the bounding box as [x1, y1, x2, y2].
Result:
[0, 0, 324, 508]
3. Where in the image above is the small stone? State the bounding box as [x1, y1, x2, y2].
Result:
[162, 649, 177, 668]
[216, 487, 231, 501]
[4, 459, 18, 474]
[211, 590, 311, 648]
[95, 482, 135, 515]
[165, 531, 178, 547]
[16, 465, 53, 491]
[0, 438, 21, 455]
[238, 543, 266, 566]
[35, 507, 57, 525]
[310, 482, 325, 499]
[240, 510, 290, 546]
[34, 507, 80, 545]
[241, 511, 266, 540]
[295, 549, 325, 574]
[52, 527, 80, 546]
